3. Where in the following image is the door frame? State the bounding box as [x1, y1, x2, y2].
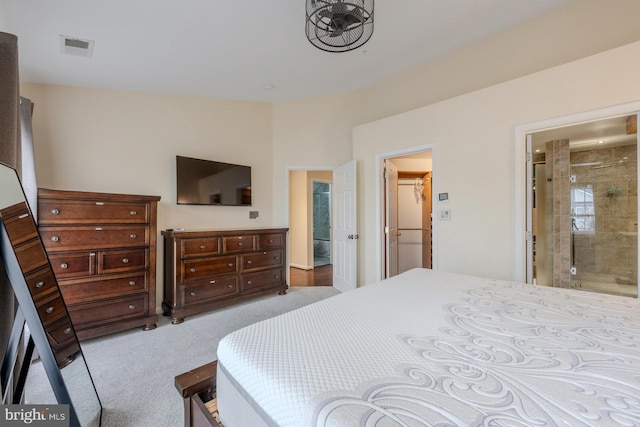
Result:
[514, 100, 640, 286]
[375, 144, 436, 282]
[385, 160, 399, 278]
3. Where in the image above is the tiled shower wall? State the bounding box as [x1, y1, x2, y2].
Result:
[545, 139, 572, 288]
[571, 144, 638, 287]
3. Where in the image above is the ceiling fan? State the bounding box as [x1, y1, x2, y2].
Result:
[318, 2, 367, 37]
[306, 0, 374, 52]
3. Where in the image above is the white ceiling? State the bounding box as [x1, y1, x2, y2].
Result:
[2, 0, 569, 103]
[531, 116, 637, 154]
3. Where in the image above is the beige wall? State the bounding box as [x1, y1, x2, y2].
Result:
[21, 84, 274, 229]
[289, 170, 309, 268]
[363, 0, 640, 122]
[354, 40, 640, 285]
[271, 91, 367, 223]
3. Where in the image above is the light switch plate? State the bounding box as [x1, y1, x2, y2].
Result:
[439, 209, 451, 221]
[249, 211, 259, 219]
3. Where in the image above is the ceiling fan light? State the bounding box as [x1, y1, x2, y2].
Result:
[306, 0, 374, 53]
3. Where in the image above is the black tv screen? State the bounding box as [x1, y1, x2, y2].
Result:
[176, 156, 252, 206]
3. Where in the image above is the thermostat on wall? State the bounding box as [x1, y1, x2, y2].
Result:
[438, 192, 449, 202]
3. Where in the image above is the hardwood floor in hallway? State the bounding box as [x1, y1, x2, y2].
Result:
[290, 264, 333, 286]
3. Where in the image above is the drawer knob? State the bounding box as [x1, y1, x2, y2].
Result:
[122, 258, 130, 264]
[51, 236, 60, 242]
[268, 239, 273, 243]
[129, 234, 137, 239]
[190, 268, 196, 273]
[228, 263, 234, 267]
[64, 328, 72, 335]
[128, 304, 136, 310]
[227, 284, 233, 288]
[60, 263, 68, 269]
[35, 281, 45, 288]
[247, 280, 252, 285]
[129, 281, 136, 286]
[274, 256, 280, 260]
[274, 275, 280, 279]
[210, 280, 216, 284]
[247, 260, 252, 265]
[51, 209, 60, 215]
[199, 245, 206, 249]
[238, 242, 243, 246]
[130, 210, 137, 216]
[46, 306, 55, 314]
[190, 291, 196, 296]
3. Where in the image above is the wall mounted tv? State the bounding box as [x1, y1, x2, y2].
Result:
[176, 155, 252, 206]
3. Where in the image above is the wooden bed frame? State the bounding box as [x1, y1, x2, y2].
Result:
[175, 361, 221, 427]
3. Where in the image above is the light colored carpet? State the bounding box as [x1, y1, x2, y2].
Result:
[25, 286, 340, 426]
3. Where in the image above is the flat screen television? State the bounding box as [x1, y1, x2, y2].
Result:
[176, 155, 252, 206]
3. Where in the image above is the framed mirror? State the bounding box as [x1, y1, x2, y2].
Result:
[0, 161, 102, 426]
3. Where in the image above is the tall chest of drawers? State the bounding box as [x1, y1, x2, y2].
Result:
[1, 201, 81, 367]
[38, 188, 161, 340]
[162, 228, 288, 324]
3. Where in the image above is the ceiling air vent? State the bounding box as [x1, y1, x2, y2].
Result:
[60, 35, 94, 57]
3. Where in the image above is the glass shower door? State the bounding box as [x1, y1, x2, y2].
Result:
[570, 145, 637, 296]
[531, 118, 638, 298]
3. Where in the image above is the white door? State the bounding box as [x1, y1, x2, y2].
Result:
[385, 161, 399, 277]
[333, 160, 357, 292]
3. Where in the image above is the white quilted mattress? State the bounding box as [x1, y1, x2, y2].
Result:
[216, 268, 640, 426]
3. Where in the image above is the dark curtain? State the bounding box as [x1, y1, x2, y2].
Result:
[0, 31, 21, 402]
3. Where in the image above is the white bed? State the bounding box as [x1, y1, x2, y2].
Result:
[216, 268, 640, 426]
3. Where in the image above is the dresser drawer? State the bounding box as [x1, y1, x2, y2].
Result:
[69, 294, 148, 327]
[40, 225, 149, 251]
[183, 276, 238, 304]
[182, 255, 238, 281]
[45, 317, 77, 348]
[48, 252, 95, 279]
[257, 233, 284, 249]
[0, 202, 38, 245]
[14, 238, 49, 274]
[36, 292, 67, 325]
[242, 250, 283, 272]
[181, 237, 221, 258]
[100, 248, 148, 274]
[60, 273, 148, 304]
[241, 268, 284, 293]
[223, 235, 255, 253]
[39, 200, 149, 224]
[25, 266, 59, 301]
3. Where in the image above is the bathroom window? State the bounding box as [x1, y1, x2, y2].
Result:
[571, 185, 595, 234]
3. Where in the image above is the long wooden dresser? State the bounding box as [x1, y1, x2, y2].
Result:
[162, 228, 288, 324]
[38, 188, 161, 340]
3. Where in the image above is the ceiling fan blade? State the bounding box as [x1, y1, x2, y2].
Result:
[344, 13, 363, 26]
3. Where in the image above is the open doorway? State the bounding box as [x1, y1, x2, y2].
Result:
[527, 114, 638, 297]
[381, 149, 433, 279]
[289, 170, 333, 286]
